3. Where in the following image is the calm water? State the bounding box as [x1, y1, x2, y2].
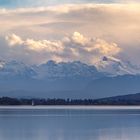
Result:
[0, 106, 140, 140]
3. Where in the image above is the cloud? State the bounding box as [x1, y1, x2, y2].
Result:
[6, 34, 64, 52]
[0, 4, 140, 65]
[1, 4, 140, 44]
[71, 32, 88, 45]
[5, 32, 121, 64]
[6, 34, 23, 46]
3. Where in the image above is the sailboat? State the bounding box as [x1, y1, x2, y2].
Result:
[32, 100, 35, 106]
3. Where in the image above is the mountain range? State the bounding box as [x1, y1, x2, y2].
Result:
[0, 57, 140, 99]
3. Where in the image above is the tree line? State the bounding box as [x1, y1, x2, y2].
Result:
[0, 96, 140, 105]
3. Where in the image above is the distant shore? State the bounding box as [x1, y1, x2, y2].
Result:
[1, 94, 140, 106]
[0, 105, 140, 110]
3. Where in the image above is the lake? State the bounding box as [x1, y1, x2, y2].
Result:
[0, 106, 140, 140]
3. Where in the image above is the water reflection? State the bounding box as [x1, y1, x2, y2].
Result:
[0, 108, 139, 140]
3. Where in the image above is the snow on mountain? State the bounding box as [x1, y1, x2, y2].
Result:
[0, 60, 35, 78]
[95, 56, 140, 76]
[33, 60, 104, 80]
[0, 58, 139, 80]
[0, 59, 139, 98]
[0, 60, 5, 69]
[0, 60, 105, 80]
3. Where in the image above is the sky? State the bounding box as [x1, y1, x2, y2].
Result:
[0, 0, 138, 8]
[0, 0, 140, 65]
[0, 0, 140, 8]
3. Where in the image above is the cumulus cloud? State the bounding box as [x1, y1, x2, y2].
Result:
[6, 34, 23, 46]
[0, 4, 140, 65]
[5, 32, 121, 64]
[6, 34, 64, 52]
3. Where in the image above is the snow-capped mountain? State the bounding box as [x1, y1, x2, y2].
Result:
[95, 56, 140, 76]
[0, 59, 139, 99]
[0, 60, 105, 80]
[0, 58, 139, 80]
[33, 60, 104, 80]
[0, 60, 35, 79]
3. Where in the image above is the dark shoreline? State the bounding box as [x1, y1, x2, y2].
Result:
[0, 96, 140, 106]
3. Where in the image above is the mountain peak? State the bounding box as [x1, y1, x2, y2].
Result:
[95, 56, 140, 76]
[46, 60, 56, 65]
[102, 56, 108, 61]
